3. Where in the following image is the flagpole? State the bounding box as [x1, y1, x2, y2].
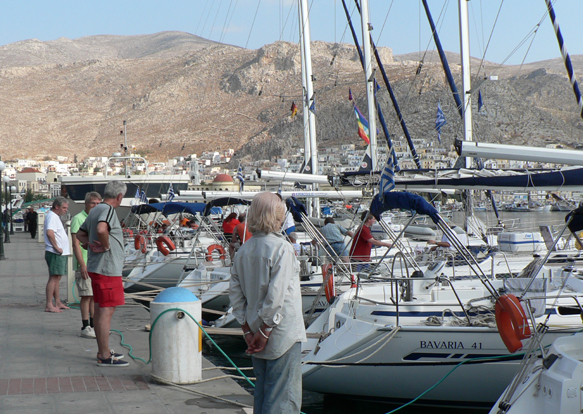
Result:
[299, 0, 319, 217]
[360, 0, 377, 171]
[459, 0, 473, 169]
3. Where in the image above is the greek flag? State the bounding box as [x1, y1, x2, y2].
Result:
[379, 147, 396, 199]
[435, 101, 447, 144]
[236, 165, 244, 192]
[167, 184, 175, 201]
[140, 190, 147, 204]
[134, 187, 140, 199]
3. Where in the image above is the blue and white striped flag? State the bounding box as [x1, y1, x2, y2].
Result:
[435, 101, 447, 144]
[167, 184, 175, 201]
[140, 190, 147, 204]
[134, 187, 140, 199]
[379, 147, 396, 199]
[236, 165, 244, 192]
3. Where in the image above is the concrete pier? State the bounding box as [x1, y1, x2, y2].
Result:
[0, 231, 253, 413]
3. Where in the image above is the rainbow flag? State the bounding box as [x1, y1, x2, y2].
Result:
[353, 104, 370, 144]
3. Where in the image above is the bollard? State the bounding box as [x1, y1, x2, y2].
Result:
[150, 287, 202, 384]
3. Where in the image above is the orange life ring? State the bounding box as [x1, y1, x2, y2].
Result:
[156, 236, 176, 256]
[495, 294, 531, 353]
[134, 235, 147, 254]
[322, 264, 335, 304]
[206, 244, 226, 261]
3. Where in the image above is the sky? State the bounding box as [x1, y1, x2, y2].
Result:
[0, 0, 581, 65]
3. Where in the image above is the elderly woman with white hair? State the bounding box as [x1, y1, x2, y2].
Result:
[229, 192, 306, 414]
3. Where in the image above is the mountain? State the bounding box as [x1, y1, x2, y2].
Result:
[0, 31, 581, 162]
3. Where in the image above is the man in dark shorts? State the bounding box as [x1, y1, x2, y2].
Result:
[76, 180, 128, 367]
[43, 197, 71, 313]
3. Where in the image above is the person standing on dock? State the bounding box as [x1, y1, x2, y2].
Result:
[230, 192, 306, 414]
[26, 206, 38, 239]
[71, 191, 102, 339]
[43, 197, 71, 313]
[76, 180, 129, 367]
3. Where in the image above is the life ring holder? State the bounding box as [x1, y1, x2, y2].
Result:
[495, 294, 531, 353]
[322, 264, 335, 304]
[206, 244, 226, 262]
[134, 235, 147, 254]
[155, 236, 176, 256]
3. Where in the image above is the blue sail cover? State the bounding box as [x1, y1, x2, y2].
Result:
[286, 197, 308, 222]
[131, 202, 209, 216]
[370, 191, 440, 224]
[566, 206, 583, 233]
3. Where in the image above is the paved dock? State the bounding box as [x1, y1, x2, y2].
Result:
[0, 231, 253, 414]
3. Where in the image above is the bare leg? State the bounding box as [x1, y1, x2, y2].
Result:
[45, 275, 62, 313]
[94, 303, 116, 359]
[52, 276, 70, 309]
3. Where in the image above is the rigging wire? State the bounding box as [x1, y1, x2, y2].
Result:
[373, 0, 395, 46]
[208, 0, 224, 40]
[245, 0, 263, 49]
[199, 1, 216, 38]
[195, 1, 210, 36]
[218, 0, 237, 44]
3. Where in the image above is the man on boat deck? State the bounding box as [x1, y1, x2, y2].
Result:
[71, 191, 102, 338]
[428, 219, 468, 251]
[349, 211, 392, 272]
[43, 197, 71, 313]
[76, 180, 129, 367]
[229, 213, 252, 258]
[318, 217, 354, 263]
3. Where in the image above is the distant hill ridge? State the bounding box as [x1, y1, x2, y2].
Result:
[0, 31, 222, 68]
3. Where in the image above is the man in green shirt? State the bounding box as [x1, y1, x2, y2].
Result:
[71, 191, 102, 338]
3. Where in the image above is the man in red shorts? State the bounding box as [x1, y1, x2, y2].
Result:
[76, 180, 128, 367]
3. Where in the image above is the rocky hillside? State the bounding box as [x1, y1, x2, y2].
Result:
[0, 31, 581, 162]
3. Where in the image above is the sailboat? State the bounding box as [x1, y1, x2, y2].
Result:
[301, 0, 583, 407]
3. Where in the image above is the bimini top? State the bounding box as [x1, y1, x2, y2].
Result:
[131, 202, 212, 216]
[370, 191, 440, 224]
[202, 197, 251, 216]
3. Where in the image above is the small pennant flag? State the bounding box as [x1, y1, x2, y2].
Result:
[309, 100, 316, 114]
[167, 184, 175, 201]
[134, 187, 140, 199]
[353, 103, 371, 144]
[435, 101, 447, 144]
[140, 190, 147, 204]
[291, 102, 298, 118]
[236, 164, 244, 192]
[478, 90, 483, 112]
[349, 88, 353, 101]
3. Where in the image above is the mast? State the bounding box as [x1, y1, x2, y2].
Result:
[359, 0, 377, 171]
[298, 0, 319, 217]
[458, 0, 473, 169]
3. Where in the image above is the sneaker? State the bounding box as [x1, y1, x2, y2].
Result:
[96, 354, 129, 367]
[110, 349, 124, 360]
[80, 326, 96, 338]
[96, 350, 124, 360]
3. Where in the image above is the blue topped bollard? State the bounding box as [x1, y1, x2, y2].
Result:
[150, 287, 202, 384]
